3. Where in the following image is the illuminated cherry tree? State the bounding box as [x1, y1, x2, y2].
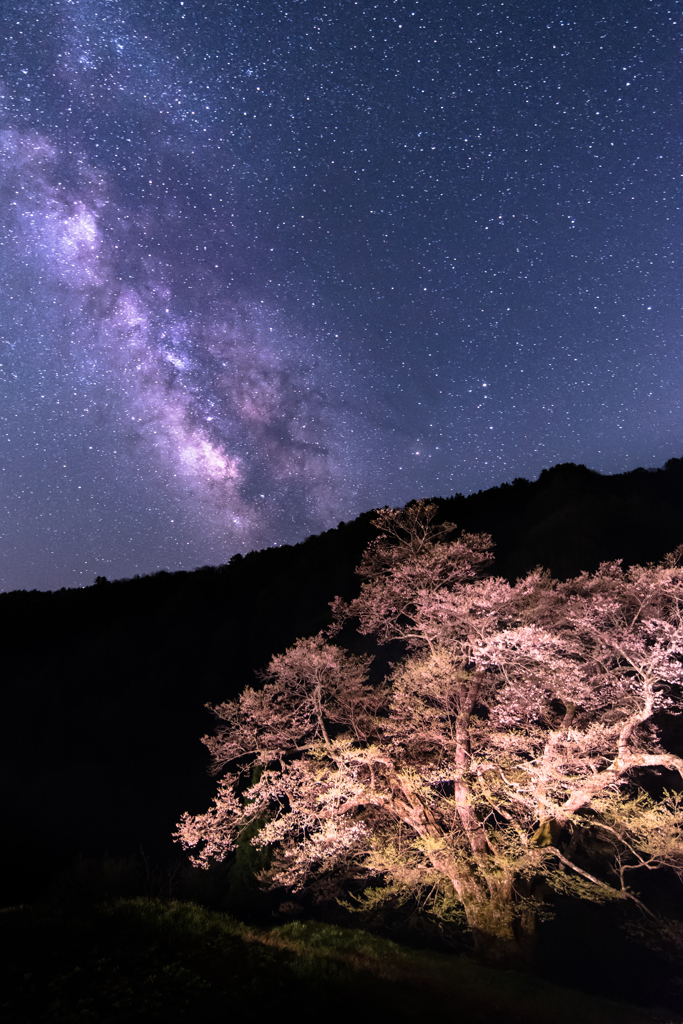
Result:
[176, 502, 683, 966]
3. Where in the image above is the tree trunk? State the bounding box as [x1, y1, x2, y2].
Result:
[462, 893, 536, 969]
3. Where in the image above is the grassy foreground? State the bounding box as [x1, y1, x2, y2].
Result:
[1, 898, 679, 1023]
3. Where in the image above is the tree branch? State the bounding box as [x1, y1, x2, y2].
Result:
[547, 846, 656, 917]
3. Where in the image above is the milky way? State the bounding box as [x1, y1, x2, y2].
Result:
[1, 1, 682, 591]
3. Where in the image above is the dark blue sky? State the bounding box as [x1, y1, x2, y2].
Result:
[1, 0, 681, 591]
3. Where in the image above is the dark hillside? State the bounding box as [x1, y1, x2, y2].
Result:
[438, 458, 683, 581]
[3, 457, 683, 897]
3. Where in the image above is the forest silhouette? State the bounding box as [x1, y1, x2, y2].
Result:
[3, 459, 683, 871]
[2, 458, 683, 1015]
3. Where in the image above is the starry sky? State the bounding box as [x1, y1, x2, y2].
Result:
[1, 0, 681, 591]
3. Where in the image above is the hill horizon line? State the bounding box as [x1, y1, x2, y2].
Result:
[8, 454, 683, 596]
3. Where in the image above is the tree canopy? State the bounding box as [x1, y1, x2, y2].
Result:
[176, 502, 683, 967]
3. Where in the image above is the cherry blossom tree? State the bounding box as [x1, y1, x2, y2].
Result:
[176, 502, 683, 967]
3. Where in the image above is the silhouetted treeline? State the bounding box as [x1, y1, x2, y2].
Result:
[441, 458, 683, 581]
[3, 457, 683, 902]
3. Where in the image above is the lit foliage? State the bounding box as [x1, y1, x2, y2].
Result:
[176, 502, 683, 965]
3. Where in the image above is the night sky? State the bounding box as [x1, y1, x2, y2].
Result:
[1, 1, 681, 592]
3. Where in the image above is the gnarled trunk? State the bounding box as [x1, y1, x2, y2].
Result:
[461, 891, 537, 969]
[449, 679, 537, 968]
